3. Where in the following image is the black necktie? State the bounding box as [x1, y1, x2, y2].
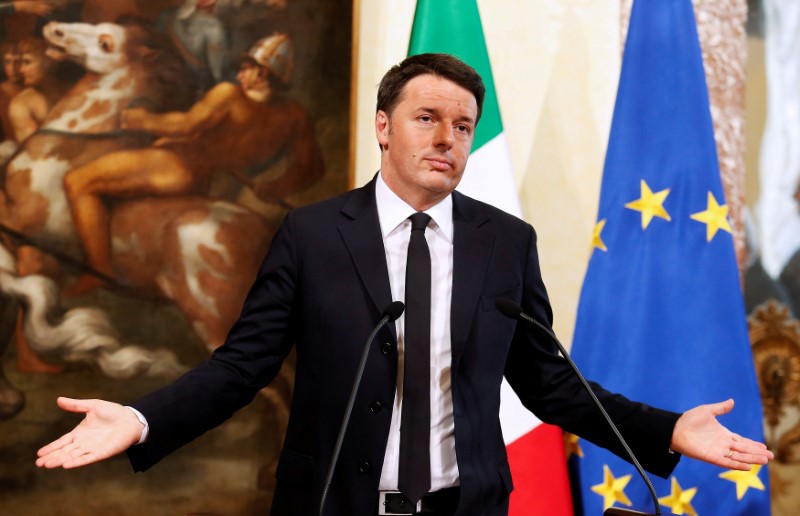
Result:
[398, 212, 432, 505]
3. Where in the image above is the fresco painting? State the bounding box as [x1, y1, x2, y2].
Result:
[0, 1, 351, 513]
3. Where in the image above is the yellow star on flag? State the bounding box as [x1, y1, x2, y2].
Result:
[658, 477, 698, 516]
[690, 191, 732, 242]
[591, 465, 633, 511]
[564, 432, 584, 459]
[719, 464, 766, 500]
[625, 179, 671, 229]
[592, 219, 608, 252]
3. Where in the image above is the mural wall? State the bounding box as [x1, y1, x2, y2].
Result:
[0, 1, 351, 514]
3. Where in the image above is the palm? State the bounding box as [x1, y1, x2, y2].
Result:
[671, 399, 773, 470]
[36, 397, 143, 469]
[673, 403, 729, 462]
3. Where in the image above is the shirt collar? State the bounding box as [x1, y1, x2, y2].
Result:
[375, 171, 453, 242]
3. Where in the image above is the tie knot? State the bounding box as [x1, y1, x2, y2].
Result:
[409, 212, 431, 232]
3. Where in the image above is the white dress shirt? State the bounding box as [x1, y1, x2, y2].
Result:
[375, 173, 459, 492]
[131, 174, 461, 490]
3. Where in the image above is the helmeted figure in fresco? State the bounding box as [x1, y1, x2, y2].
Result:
[2, 19, 282, 359]
[0, 21, 308, 477]
[62, 32, 325, 296]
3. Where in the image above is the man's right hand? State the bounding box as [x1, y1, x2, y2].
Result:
[36, 397, 144, 469]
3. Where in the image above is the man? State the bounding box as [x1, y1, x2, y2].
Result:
[6, 36, 68, 374]
[36, 53, 772, 515]
[62, 32, 324, 296]
[0, 42, 23, 143]
[8, 36, 67, 142]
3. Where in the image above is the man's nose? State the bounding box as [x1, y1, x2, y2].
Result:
[433, 123, 454, 148]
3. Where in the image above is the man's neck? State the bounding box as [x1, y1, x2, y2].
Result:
[244, 83, 271, 103]
[379, 172, 448, 212]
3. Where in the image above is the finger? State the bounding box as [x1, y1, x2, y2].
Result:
[721, 447, 773, 469]
[36, 449, 72, 469]
[37, 439, 82, 466]
[722, 454, 759, 470]
[37, 440, 94, 469]
[722, 460, 752, 471]
[36, 455, 62, 468]
[732, 442, 774, 460]
[732, 451, 771, 465]
[709, 398, 734, 417]
[36, 432, 74, 457]
[736, 439, 769, 451]
[56, 397, 95, 414]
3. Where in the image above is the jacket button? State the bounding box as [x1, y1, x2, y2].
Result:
[369, 400, 383, 413]
[358, 461, 371, 474]
[381, 342, 393, 355]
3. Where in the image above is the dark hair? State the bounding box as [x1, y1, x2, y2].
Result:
[376, 53, 485, 124]
[17, 37, 48, 58]
[0, 42, 17, 57]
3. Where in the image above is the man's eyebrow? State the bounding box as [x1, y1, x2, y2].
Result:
[414, 106, 476, 125]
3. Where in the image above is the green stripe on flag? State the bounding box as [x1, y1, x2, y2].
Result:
[408, 0, 502, 150]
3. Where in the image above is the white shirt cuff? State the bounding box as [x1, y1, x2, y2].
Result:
[126, 406, 149, 444]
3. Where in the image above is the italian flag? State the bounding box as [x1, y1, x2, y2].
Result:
[409, 1, 572, 514]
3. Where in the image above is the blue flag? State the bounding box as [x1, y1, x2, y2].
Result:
[569, 1, 770, 515]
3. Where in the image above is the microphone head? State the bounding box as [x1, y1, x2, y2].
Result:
[383, 301, 405, 322]
[495, 298, 522, 319]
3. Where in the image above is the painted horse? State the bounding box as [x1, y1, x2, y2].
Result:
[0, 19, 292, 459]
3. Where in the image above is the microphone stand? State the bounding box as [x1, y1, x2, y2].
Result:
[496, 299, 662, 516]
[318, 302, 405, 516]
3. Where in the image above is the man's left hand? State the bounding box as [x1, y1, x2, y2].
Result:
[670, 399, 774, 470]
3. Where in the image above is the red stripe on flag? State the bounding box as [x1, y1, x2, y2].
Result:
[507, 423, 573, 516]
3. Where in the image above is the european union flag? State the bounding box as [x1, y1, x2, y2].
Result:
[569, 0, 771, 514]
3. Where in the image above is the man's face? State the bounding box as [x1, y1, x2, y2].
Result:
[3, 51, 21, 84]
[236, 61, 265, 90]
[376, 74, 477, 210]
[19, 51, 48, 87]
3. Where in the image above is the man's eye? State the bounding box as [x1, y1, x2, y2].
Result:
[419, 115, 433, 123]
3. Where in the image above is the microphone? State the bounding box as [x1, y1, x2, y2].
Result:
[318, 301, 405, 516]
[495, 299, 662, 516]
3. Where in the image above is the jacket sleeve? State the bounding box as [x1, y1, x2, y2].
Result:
[503, 224, 681, 478]
[127, 211, 300, 471]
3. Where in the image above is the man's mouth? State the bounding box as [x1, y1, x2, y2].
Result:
[425, 157, 452, 171]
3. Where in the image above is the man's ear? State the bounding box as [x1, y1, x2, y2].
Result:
[375, 110, 389, 149]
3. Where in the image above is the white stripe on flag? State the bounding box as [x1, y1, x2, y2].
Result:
[500, 378, 543, 443]
[457, 133, 522, 217]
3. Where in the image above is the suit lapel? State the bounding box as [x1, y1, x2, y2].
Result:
[337, 182, 494, 349]
[338, 178, 396, 338]
[450, 192, 495, 360]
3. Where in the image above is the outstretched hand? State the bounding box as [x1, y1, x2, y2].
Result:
[670, 399, 773, 471]
[36, 397, 144, 469]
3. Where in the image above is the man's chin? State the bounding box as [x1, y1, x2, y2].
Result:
[423, 176, 461, 196]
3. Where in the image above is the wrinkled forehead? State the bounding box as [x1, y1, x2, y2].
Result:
[398, 74, 478, 114]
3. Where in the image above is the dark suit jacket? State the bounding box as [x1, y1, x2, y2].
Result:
[128, 178, 680, 515]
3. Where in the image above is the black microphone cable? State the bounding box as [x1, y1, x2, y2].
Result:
[496, 298, 662, 516]
[318, 301, 405, 516]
